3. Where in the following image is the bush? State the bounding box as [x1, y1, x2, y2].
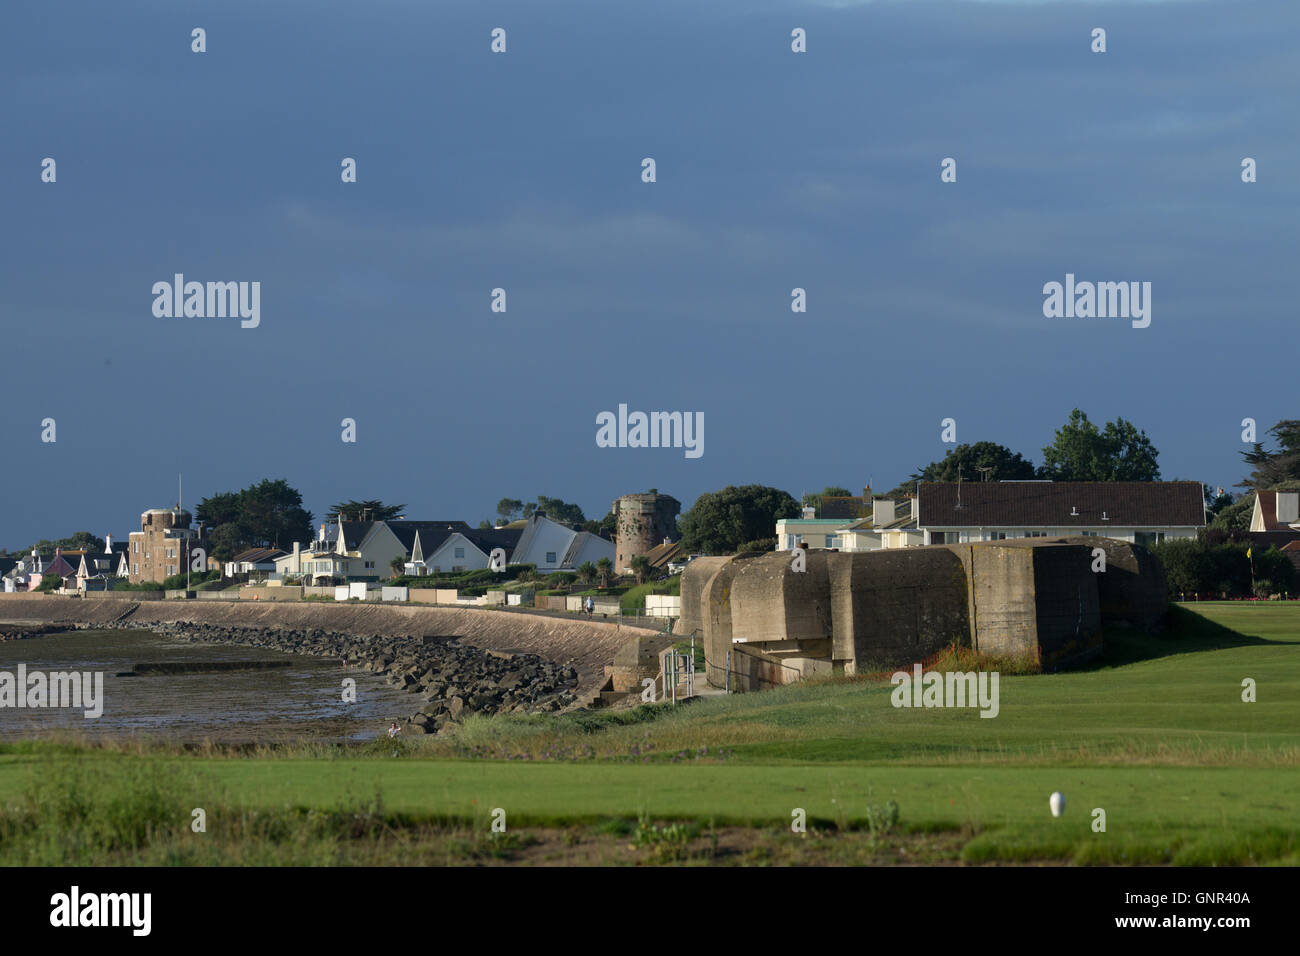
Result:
[734, 538, 776, 555]
[160, 570, 220, 590]
[1152, 538, 1295, 599]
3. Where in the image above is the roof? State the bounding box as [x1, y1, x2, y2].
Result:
[641, 540, 683, 569]
[561, 531, 604, 568]
[337, 521, 376, 552]
[232, 547, 287, 564]
[460, 527, 522, 557]
[1254, 491, 1300, 531]
[917, 481, 1207, 528]
[820, 496, 870, 519]
[384, 520, 474, 555]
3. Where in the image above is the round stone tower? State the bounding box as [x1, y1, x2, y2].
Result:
[613, 491, 681, 571]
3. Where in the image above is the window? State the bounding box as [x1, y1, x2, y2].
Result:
[1081, 530, 1097, 537]
[546, 552, 557, 564]
[1025, 531, 1047, 538]
[990, 532, 1008, 541]
[132, 564, 138, 576]
[133, 541, 139, 553]
[454, 547, 465, 559]
[167, 548, 176, 558]
[364, 561, 374, 569]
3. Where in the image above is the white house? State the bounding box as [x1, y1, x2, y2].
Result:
[409, 527, 523, 575]
[911, 480, 1205, 547]
[510, 512, 614, 572]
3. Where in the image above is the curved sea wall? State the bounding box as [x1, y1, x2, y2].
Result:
[0, 596, 659, 695]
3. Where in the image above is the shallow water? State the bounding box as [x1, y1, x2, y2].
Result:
[0, 629, 416, 742]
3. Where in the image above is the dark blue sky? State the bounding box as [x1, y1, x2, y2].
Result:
[2, 0, 1295, 547]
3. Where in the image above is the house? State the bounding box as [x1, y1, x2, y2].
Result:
[127, 508, 205, 583]
[1246, 490, 1300, 560]
[224, 547, 288, 580]
[2, 553, 40, 591]
[640, 538, 683, 572]
[407, 526, 523, 574]
[510, 512, 614, 572]
[911, 480, 1205, 546]
[76, 537, 130, 591]
[277, 521, 380, 583]
[38, 550, 80, 590]
[277, 519, 475, 583]
[776, 510, 851, 551]
[835, 498, 926, 551]
[817, 488, 872, 520]
[1250, 490, 1300, 532]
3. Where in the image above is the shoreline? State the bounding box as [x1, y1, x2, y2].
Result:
[0, 596, 661, 733]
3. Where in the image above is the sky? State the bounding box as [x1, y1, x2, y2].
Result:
[1, 0, 1295, 548]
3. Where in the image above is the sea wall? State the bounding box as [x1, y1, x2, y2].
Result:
[0, 595, 659, 697]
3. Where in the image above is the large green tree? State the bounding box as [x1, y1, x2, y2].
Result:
[885, 442, 1037, 497]
[18, 531, 106, 555]
[1039, 409, 1160, 481]
[496, 498, 524, 522]
[1238, 419, 1300, 489]
[326, 499, 406, 522]
[196, 479, 313, 560]
[677, 485, 800, 554]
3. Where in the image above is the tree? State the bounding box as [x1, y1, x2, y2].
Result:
[577, 561, 598, 586]
[326, 499, 406, 522]
[20, 531, 106, 555]
[208, 525, 244, 563]
[801, 486, 852, 516]
[389, 556, 406, 578]
[677, 485, 800, 554]
[630, 554, 652, 585]
[596, 557, 613, 587]
[534, 496, 586, 526]
[885, 442, 1037, 497]
[1039, 409, 1160, 481]
[197, 479, 314, 560]
[195, 491, 242, 530]
[1238, 419, 1300, 489]
[496, 498, 524, 522]
[582, 511, 619, 538]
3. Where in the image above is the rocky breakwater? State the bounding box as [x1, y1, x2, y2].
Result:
[0, 623, 70, 642]
[95, 621, 580, 734]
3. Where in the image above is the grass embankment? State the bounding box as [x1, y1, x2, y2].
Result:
[0, 603, 1296, 865]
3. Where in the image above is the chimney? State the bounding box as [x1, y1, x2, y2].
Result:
[105, 534, 112, 553]
[801, 506, 816, 520]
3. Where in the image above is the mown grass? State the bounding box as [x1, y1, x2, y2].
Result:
[0, 602, 1296, 865]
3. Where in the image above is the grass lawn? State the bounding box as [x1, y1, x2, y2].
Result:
[0, 602, 1296, 865]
